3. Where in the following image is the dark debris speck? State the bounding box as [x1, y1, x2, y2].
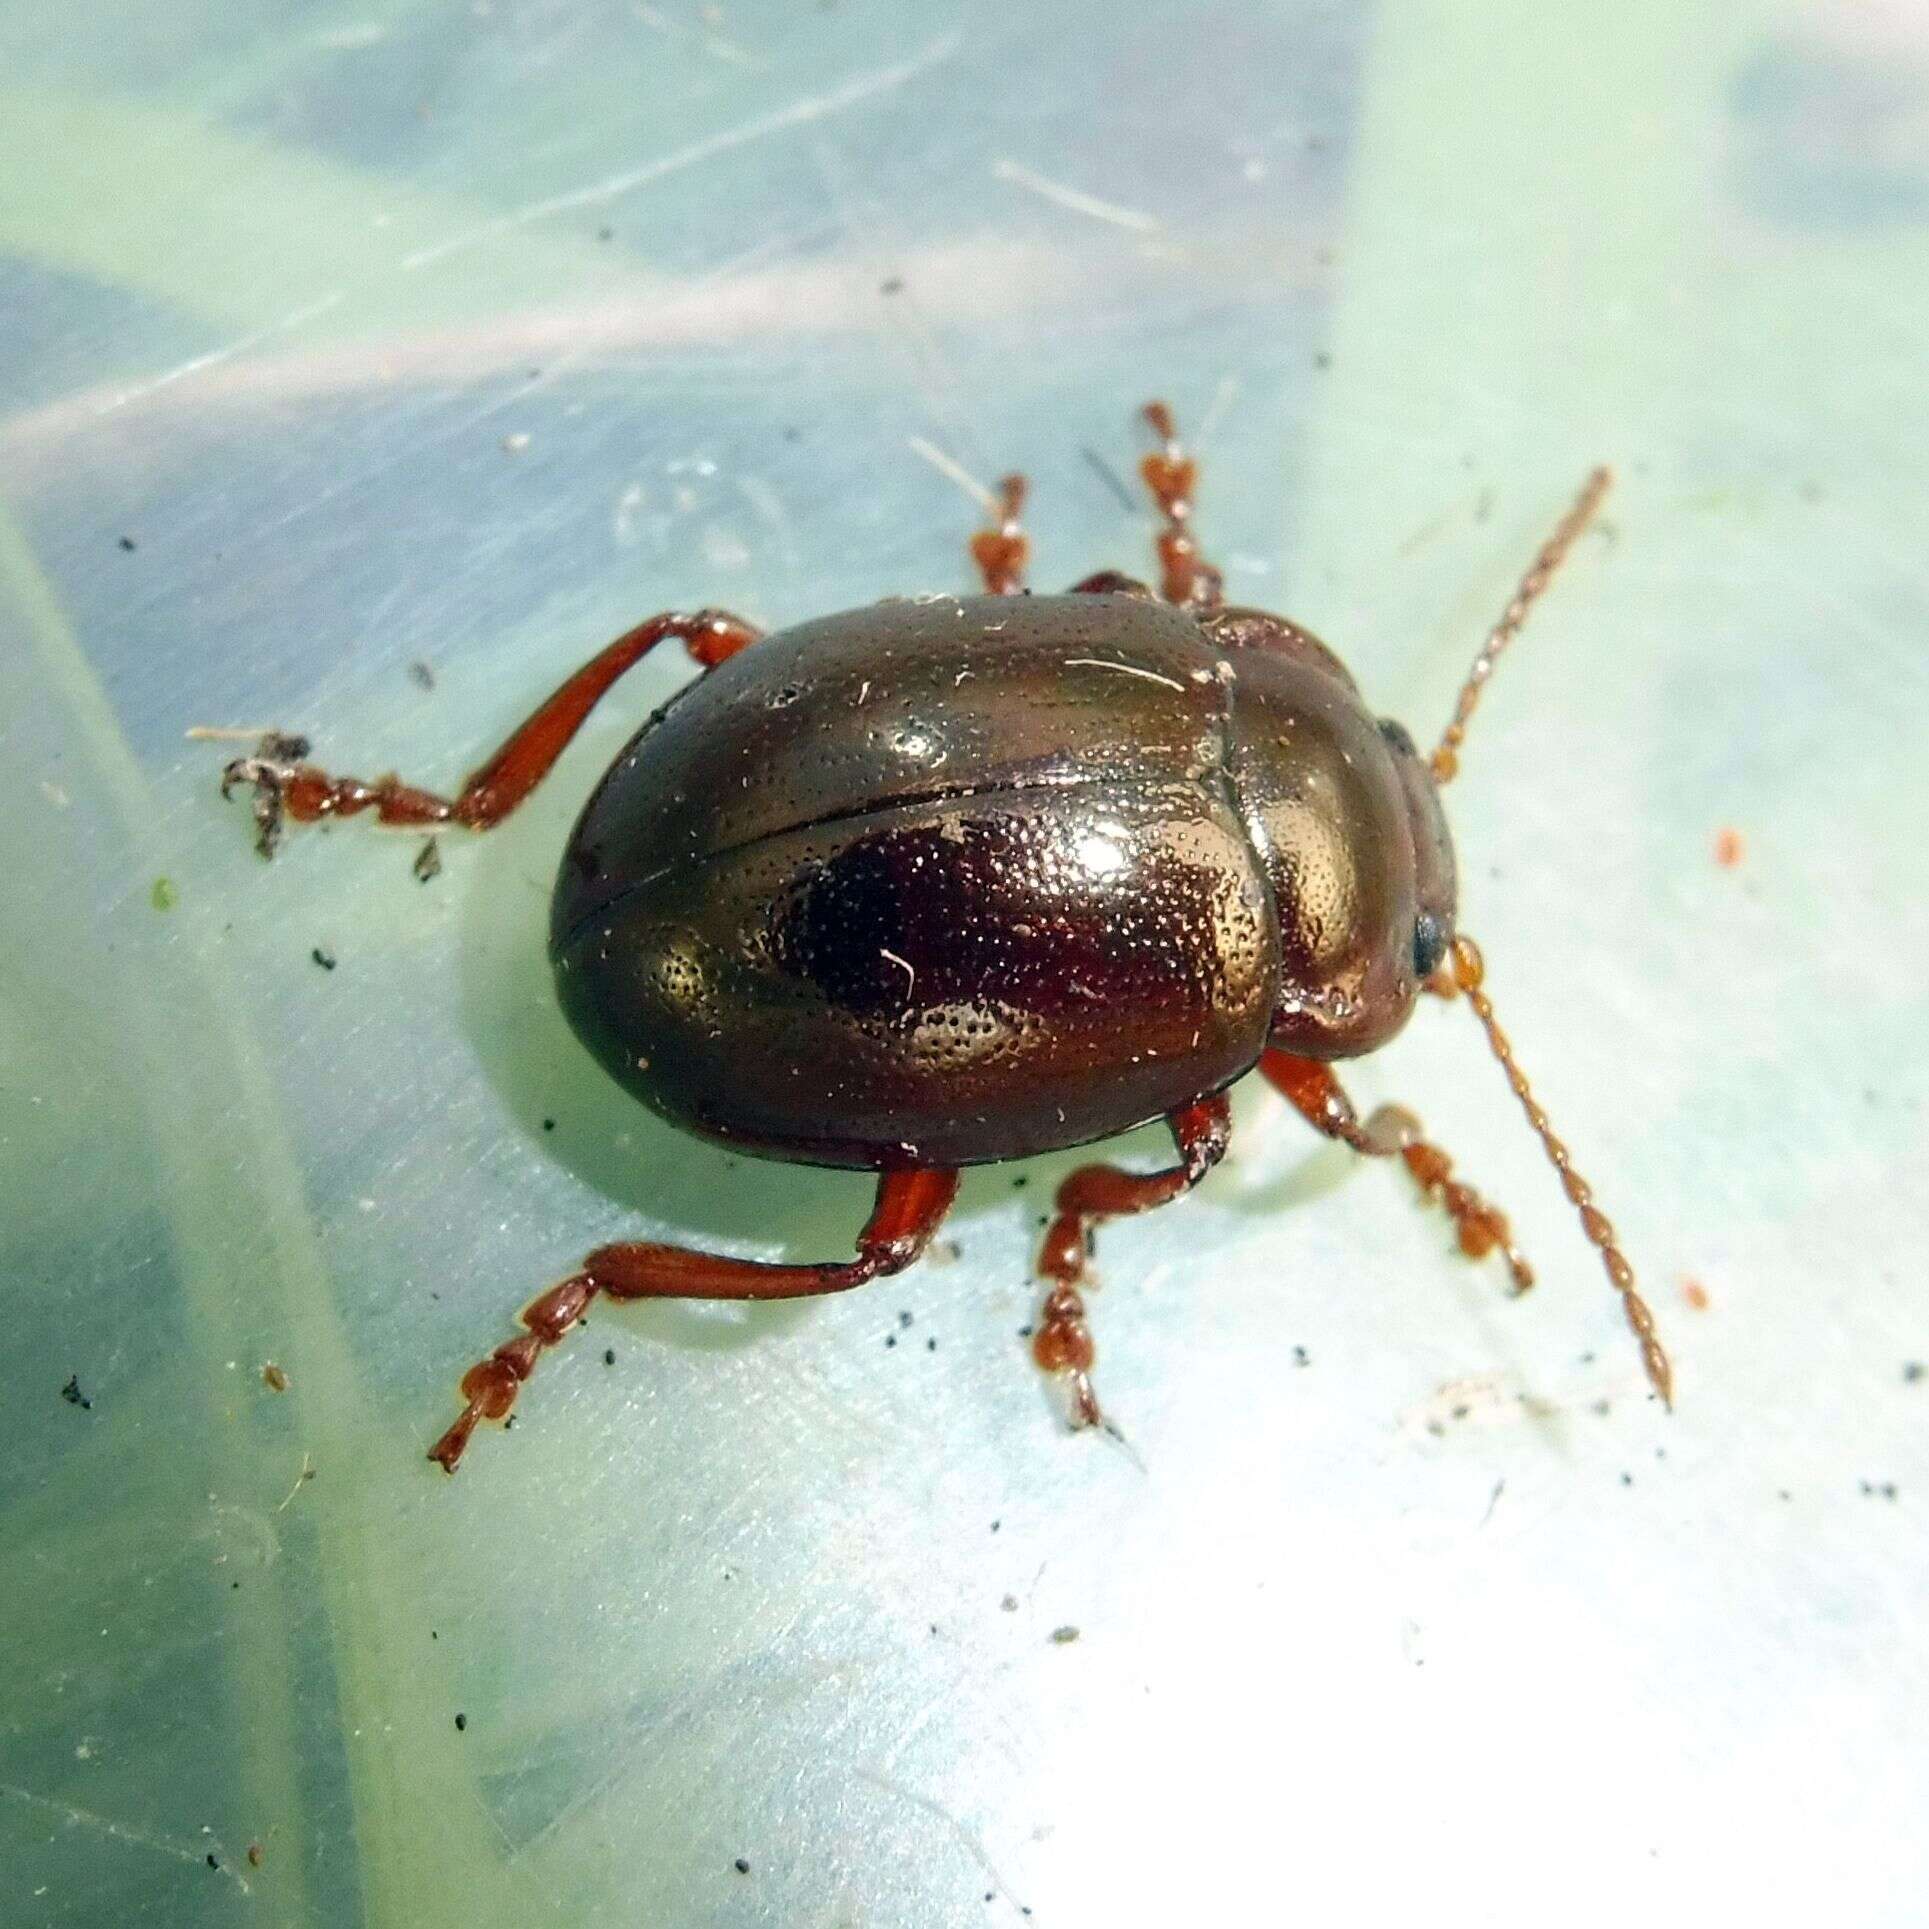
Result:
[604, 1349, 616, 1366]
[543, 1118, 556, 1132]
[926, 1337, 937, 1352]
[408, 659, 436, 691]
[734, 1858, 750, 1875]
[311, 947, 337, 970]
[1292, 1345, 1310, 1367]
[61, 1374, 91, 1411]
[119, 535, 138, 552]
[898, 1310, 913, 1329]
[1904, 1362, 1925, 1384]
[413, 838, 442, 883]
[455, 1712, 468, 1732]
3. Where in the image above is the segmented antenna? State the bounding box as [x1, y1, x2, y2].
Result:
[1432, 468, 1612, 783]
[1445, 937, 1674, 1406]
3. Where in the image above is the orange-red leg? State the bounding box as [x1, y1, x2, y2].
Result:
[221, 608, 761, 856]
[429, 1168, 959, 1472]
[1138, 400, 1224, 611]
[1031, 1094, 1232, 1428]
[968, 473, 1030, 594]
[1259, 1051, 1533, 1290]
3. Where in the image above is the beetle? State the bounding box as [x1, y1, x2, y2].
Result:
[219, 402, 1672, 1472]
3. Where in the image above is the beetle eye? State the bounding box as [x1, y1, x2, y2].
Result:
[1412, 912, 1448, 978]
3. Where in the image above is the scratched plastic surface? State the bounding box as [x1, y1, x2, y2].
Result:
[3, 3, 1926, 1924]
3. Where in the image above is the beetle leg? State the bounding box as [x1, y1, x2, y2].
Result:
[1138, 400, 1224, 612]
[1031, 1093, 1232, 1430]
[218, 608, 761, 857]
[427, 1168, 958, 1472]
[968, 471, 1030, 594]
[1258, 1051, 1534, 1291]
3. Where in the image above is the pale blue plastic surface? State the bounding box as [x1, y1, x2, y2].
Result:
[4, 3, 1926, 1923]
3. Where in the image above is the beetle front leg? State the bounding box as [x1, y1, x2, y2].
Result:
[428, 1168, 958, 1472]
[1258, 1051, 1534, 1290]
[1031, 1093, 1232, 1430]
[219, 608, 760, 857]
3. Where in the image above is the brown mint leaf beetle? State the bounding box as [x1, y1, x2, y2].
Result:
[217, 401, 1671, 1471]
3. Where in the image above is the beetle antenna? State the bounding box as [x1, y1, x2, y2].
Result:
[1439, 936, 1673, 1407]
[1431, 467, 1611, 783]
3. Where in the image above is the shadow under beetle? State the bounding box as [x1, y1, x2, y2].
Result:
[220, 402, 1672, 1470]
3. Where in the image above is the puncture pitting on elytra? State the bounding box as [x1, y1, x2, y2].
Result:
[217, 402, 1669, 1471]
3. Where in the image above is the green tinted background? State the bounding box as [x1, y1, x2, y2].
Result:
[4, 2, 1925, 1924]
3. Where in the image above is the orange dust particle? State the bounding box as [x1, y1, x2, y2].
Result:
[1683, 1279, 1710, 1311]
[1713, 827, 1744, 868]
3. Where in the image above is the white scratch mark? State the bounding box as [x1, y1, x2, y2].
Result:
[93, 294, 344, 416]
[879, 947, 917, 996]
[1196, 373, 1239, 448]
[184, 724, 284, 742]
[855, 1769, 1030, 1920]
[991, 158, 1160, 233]
[0, 1783, 250, 1893]
[404, 33, 962, 269]
[613, 481, 647, 546]
[1062, 657, 1186, 692]
[634, 3, 760, 67]
[736, 475, 799, 568]
[275, 1451, 316, 1514]
[907, 436, 997, 515]
[312, 22, 389, 49]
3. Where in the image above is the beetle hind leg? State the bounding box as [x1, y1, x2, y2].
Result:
[1029, 1094, 1232, 1431]
[428, 1168, 959, 1472]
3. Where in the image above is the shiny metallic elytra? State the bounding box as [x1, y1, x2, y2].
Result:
[216, 403, 1668, 1471]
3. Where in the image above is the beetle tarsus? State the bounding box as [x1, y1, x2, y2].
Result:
[1260, 1052, 1535, 1294]
[220, 731, 312, 858]
[1028, 1096, 1232, 1430]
